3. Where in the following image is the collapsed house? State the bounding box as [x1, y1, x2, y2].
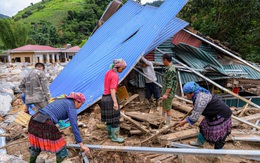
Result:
[1, 0, 260, 162]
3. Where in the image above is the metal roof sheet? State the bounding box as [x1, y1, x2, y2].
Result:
[175, 43, 226, 74]
[50, 0, 188, 113]
[223, 64, 260, 79]
[172, 30, 202, 47]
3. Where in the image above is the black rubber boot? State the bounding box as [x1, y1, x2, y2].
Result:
[56, 156, 65, 163]
[29, 156, 37, 163]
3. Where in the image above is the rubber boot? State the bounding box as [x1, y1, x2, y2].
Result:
[106, 125, 112, 139]
[189, 132, 206, 147]
[111, 127, 124, 143]
[58, 120, 71, 130]
[56, 156, 65, 163]
[29, 156, 37, 163]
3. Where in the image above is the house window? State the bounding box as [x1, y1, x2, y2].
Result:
[69, 56, 73, 59]
[25, 57, 30, 63]
[15, 57, 21, 62]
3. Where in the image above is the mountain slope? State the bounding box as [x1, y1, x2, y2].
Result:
[0, 13, 10, 19]
[13, 0, 85, 25]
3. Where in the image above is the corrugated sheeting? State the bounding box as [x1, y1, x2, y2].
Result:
[50, 0, 189, 113]
[154, 37, 173, 62]
[179, 71, 230, 84]
[223, 64, 260, 79]
[175, 43, 226, 74]
[172, 30, 202, 47]
[198, 43, 217, 59]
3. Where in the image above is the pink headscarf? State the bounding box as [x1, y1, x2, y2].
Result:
[110, 58, 127, 69]
[65, 92, 86, 103]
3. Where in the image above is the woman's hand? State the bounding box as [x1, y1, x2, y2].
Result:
[113, 102, 119, 110]
[178, 119, 187, 127]
[80, 143, 90, 154]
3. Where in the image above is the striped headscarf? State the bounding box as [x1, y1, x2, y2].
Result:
[110, 58, 127, 72]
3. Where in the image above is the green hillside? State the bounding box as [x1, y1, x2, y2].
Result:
[0, 14, 10, 19]
[14, 0, 85, 26]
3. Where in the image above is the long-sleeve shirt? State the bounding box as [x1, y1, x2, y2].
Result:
[40, 98, 82, 143]
[19, 68, 51, 104]
[187, 92, 232, 125]
[141, 56, 157, 83]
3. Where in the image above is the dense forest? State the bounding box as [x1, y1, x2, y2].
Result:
[0, 0, 259, 63]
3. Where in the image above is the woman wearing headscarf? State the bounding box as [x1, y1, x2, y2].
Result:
[28, 92, 90, 163]
[178, 82, 232, 149]
[101, 58, 127, 143]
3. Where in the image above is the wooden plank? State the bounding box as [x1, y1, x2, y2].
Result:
[125, 112, 164, 126]
[172, 100, 193, 113]
[233, 115, 260, 130]
[120, 94, 139, 108]
[140, 110, 192, 145]
[121, 112, 150, 134]
[233, 113, 259, 126]
[14, 111, 31, 127]
[146, 154, 162, 159]
[158, 128, 198, 141]
[150, 154, 173, 162]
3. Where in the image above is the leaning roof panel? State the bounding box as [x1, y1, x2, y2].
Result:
[50, 0, 188, 113]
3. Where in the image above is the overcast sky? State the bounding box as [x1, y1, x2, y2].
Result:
[0, 0, 155, 17]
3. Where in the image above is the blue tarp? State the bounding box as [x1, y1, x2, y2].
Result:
[50, 0, 188, 113]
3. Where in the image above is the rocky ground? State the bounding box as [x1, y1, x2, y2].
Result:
[0, 62, 260, 163]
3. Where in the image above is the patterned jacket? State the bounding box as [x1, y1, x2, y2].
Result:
[19, 68, 51, 104]
[162, 64, 177, 98]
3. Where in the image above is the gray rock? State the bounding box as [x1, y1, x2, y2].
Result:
[0, 153, 26, 163]
[0, 93, 12, 116]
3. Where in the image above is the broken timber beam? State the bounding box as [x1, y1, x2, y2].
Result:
[238, 98, 252, 117]
[67, 144, 260, 157]
[232, 115, 260, 130]
[140, 109, 191, 144]
[158, 128, 198, 142]
[232, 113, 260, 127]
[120, 112, 150, 134]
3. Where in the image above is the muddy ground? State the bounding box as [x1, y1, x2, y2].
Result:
[4, 92, 260, 163]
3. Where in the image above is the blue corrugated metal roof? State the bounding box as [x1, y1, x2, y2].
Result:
[50, 0, 188, 113]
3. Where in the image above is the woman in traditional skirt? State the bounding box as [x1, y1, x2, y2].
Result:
[101, 58, 127, 143]
[178, 82, 232, 149]
[28, 92, 90, 163]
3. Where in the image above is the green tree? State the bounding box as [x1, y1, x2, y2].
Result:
[0, 19, 29, 49]
[179, 0, 260, 63]
[58, 0, 112, 46]
[28, 21, 59, 46]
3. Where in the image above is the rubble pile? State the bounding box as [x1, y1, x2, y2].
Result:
[0, 62, 259, 163]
